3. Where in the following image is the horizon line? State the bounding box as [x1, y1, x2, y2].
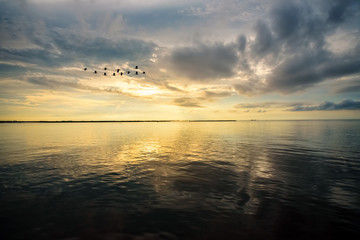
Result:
[1, 119, 359, 123]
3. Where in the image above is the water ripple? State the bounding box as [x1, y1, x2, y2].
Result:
[0, 121, 359, 239]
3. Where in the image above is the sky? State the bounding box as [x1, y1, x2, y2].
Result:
[0, 0, 359, 120]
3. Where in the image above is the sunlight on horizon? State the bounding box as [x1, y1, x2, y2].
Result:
[0, 0, 359, 120]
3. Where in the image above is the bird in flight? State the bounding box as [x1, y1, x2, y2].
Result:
[83, 66, 146, 76]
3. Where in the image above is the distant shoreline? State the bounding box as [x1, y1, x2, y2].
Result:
[0, 120, 238, 123]
[0, 119, 359, 123]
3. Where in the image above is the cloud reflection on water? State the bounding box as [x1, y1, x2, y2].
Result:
[0, 121, 360, 239]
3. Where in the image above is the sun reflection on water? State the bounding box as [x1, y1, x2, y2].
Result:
[1, 121, 359, 239]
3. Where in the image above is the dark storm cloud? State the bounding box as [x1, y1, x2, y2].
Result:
[237, 34, 247, 53]
[0, 48, 60, 67]
[251, 21, 275, 59]
[236, 34, 253, 74]
[0, 31, 156, 67]
[322, 45, 360, 78]
[0, 1, 157, 68]
[169, 42, 238, 81]
[271, 2, 300, 40]
[266, 52, 326, 92]
[50, 31, 157, 64]
[336, 85, 360, 94]
[2, 0, 360, 97]
[288, 99, 360, 111]
[268, 1, 330, 50]
[327, 0, 360, 23]
[0, 63, 28, 77]
[267, 45, 360, 93]
[234, 99, 360, 112]
[245, 0, 360, 94]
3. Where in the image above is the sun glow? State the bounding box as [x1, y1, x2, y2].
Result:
[133, 87, 161, 96]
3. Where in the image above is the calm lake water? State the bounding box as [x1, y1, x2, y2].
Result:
[0, 121, 359, 239]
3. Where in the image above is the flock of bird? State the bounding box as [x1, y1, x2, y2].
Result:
[83, 66, 145, 76]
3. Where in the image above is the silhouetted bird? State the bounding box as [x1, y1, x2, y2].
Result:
[82, 65, 147, 76]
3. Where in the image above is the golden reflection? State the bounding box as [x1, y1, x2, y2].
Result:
[109, 124, 208, 194]
[115, 139, 162, 163]
[113, 138, 176, 193]
[6, 122, 285, 199]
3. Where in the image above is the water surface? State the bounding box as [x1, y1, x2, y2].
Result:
[1, 121, 359, 239]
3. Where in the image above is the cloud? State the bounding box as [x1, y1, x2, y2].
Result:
[270, 1, 301, 40]
[0, 32, 157, 68]
[327, 0, 360, 23]
[234, 102, 276, 109]
[204, 90, 232, 98]
[24, 75, 154, 100]
[267, 45, 360, 93]
[266, 52, 325, 92]
[170, 89, 233, 108]
[0, 63, 29, 77]
[234, 101, 299, 110]
[247, 0, 360, 94]
[26, 76, 81, 90]
[235, 1, 330, 95]
[52, 30, 157, 63]
[0, 1, 157, 68]
[234, 78, 266, 96]
[168, 42, 238, 81]
[1, 0, 360, 120]
[336, 85, 360, 94]
[288, 99, 360, 111]
[251, 21, 275, 59]
[173, 97, 203, 108]
[162, 82, 183, 92]
[237, 34, 247, 53]
[234, 99, 360, 111]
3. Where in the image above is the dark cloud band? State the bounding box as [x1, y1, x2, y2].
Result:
[288, 100, 360, 111]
